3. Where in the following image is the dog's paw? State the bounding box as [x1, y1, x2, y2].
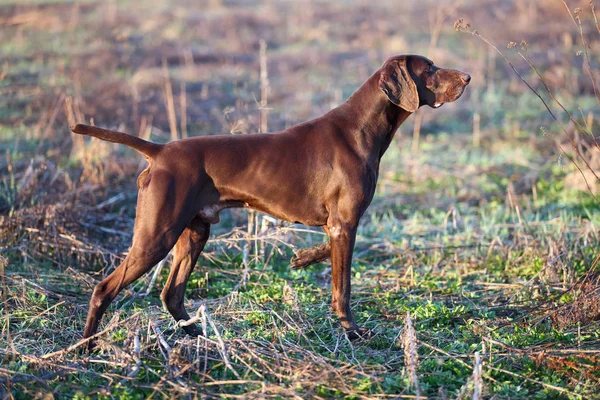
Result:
[290, 254, 307, 269]
[80, 337, 98, 354]
[179, 322, 203, 337]
[345, 327, 373, 341]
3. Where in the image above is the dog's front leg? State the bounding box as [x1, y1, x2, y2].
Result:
[326, 221, 361, 334]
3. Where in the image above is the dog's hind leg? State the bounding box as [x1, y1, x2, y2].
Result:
[83, 170, 194, 348]
[160, 217, 210, 336]
[83, 239, 176, 346]
[291, 243, 331, 269]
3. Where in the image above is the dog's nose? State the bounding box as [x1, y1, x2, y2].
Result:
[462, 73, 471, 84]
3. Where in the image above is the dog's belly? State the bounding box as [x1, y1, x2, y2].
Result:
[244, 199, 329, 227]
[196, 194, 328, 227]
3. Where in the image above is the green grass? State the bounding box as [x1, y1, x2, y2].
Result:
[2, 132, 598, 398]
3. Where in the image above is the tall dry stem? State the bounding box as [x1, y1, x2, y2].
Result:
[180, 81, 187, 139]
[162, 58, 178, 142]
[472, 352, 483, 400]
[0, 256, 14, 359]
[64, 96, 82, 159]
[561, 1, 600, 107]
[259, 39, 269, 135]
[401, 312, 421, 397]
[246, 39, 271, 262]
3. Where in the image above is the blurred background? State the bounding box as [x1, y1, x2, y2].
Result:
[1, 0, 599, 398]
[1, 0, 598, 213]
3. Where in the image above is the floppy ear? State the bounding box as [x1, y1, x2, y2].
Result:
[378, 58, 419, 112]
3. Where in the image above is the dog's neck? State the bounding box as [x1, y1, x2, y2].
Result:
[333, 70, 412, 163]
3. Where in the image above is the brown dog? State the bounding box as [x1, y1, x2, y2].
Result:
[71, 55, 470, 345]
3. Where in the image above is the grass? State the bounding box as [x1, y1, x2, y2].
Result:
[2, 134, 598, 398]
[1, 0, 599, 398]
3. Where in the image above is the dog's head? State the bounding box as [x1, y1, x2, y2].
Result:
[378, 55, 470, 112]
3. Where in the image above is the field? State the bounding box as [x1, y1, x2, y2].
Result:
[1, 0, 600, 398]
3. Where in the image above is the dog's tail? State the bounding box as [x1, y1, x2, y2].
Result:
[70, 124, 162, 158]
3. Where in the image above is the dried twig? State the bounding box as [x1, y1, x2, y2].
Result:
[455, 20, 599, 203]
[162, 58, 178, 142]
[40, 312, 141, 359]
[401, 313, 421, 398]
